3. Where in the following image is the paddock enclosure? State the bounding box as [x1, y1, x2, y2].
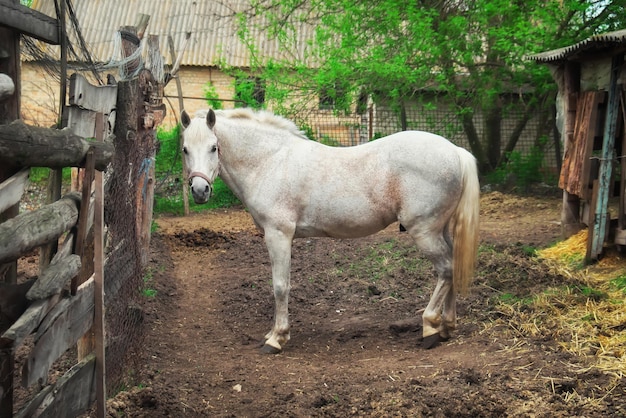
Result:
[1, 2, 625, 417]
[93, 192, 625, 417]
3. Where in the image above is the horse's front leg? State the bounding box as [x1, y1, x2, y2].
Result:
[261, 228, 294, 354]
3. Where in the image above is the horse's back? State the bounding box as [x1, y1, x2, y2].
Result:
[281, 130, 468, 238]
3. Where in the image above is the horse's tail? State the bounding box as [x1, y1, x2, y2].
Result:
[452, 147, 480, 296]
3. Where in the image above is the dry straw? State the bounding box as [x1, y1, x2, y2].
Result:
[534, 229, 626, 378]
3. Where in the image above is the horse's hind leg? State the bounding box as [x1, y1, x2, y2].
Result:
[261, 228, 294, 354]
[422, 273, 454, 349]
[410, 230, 456, 348]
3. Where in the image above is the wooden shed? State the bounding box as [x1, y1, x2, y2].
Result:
[527, 29, 626, 262]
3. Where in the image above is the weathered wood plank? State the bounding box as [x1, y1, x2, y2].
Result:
[73, 150, 95, 296]
[22, 278, 94, 387]
[559, 91, 606, 198]
[590, 53, 624, 261]
[137, 157, 155, 266]
[617, 89, 626, 243]
[94, 137, 107, 417]
[0, 14, 23, 417]
[0, 120, 113, 170]
[0, 167, 29, 214]
[21, 354, 96, 418]
[26, 254, 80, 301]
[14, 385, 52, 418]
[0, 0, 59, 44]
[0, 294, 61, 350]
[27, 231, 75, 301]
[0, 192, 80, 265]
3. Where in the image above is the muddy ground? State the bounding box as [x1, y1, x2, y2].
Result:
[104, 191, 625, 417]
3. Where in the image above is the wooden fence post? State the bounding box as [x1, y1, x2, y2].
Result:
[0, 5, 21, 414]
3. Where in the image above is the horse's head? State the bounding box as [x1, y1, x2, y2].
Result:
[181, 109, 219, 204]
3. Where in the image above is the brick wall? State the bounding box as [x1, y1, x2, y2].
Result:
[163, 66, 236, 127]
[20, 63, 235, 128]
[21, 62, 62, 127]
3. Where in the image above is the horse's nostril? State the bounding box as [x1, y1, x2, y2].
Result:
[205, 185, 210, 193]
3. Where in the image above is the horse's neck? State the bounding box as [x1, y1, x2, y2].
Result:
[216, 122, 281, 197]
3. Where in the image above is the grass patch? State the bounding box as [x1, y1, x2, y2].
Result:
[29, 167, 72, 184]
[142, 269, 157, 298]
[610, 275, 626, 294]
[346, 239, 430, 284]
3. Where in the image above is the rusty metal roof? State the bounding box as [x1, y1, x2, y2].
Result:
[526, 29, 626, 63]
[29, 0, 315, 67]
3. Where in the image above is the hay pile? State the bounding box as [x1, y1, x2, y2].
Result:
[532, 230, 626, 378]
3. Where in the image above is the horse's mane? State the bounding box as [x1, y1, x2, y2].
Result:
[194, 108, 308, 140]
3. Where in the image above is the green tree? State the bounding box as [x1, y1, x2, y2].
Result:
[203, 82, 224, 110]
[241, 0, 626, 173]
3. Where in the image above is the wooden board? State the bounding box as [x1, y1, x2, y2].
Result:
[615, 89, 626, 244]
[0, 119, 113, 171]
[22, 278, 94, 387]
[0, 0, 59, 44]
[0, 167, 29, 216]
[16, 354, 96, 418]
[0, 294, 61, 349]
[0, 193, 80, 264]
[559, 91, 606, 199]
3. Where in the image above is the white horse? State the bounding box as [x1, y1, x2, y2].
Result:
[181, 108, 480, 354]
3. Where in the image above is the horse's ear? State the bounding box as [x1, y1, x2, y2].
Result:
[207, 109, 216, 130]
[181, 110, 191, 129]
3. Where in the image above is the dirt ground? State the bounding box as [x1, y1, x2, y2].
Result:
[104, 191, 626, 417]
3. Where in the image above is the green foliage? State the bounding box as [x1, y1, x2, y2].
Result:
[239, 0, 626, 174]
[142, 269, 157, 298]
[232, 71, 265, 109]
[319, 135, 341, 147]
[497, 292, 534, 306]
[486, 146, 546, 189]
[571, 285, 608, 303]
[29, 167, 71, 184]
[203, 82, 224, 110]
[610, 275, 626, 294]
[155, 124, 182, 179]
[29, 167, 52, 183]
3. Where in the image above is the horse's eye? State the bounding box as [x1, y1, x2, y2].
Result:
[211, 145, 217, 153]
[182, 146, 188, 155]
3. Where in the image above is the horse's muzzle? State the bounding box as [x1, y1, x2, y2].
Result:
[188, 171, 213, 204]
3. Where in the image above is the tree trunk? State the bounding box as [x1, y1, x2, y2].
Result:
[485, 104, 502, 170]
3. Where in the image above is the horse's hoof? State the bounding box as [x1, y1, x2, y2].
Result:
[260, 344, 282, 354]
[422, 333, 443, 349]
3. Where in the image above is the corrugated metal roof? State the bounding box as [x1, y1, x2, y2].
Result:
[526, 29, 626, 63]
[29, 0, 316, 67]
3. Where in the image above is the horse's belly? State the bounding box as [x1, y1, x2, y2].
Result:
[294, 212, 395, 239]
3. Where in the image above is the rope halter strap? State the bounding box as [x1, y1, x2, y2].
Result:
[188, 171, 213, 186]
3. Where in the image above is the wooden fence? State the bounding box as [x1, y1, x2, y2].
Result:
[0, 2, 169, 416]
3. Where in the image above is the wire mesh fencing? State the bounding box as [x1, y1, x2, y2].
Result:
[289, 98, 560, 186]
